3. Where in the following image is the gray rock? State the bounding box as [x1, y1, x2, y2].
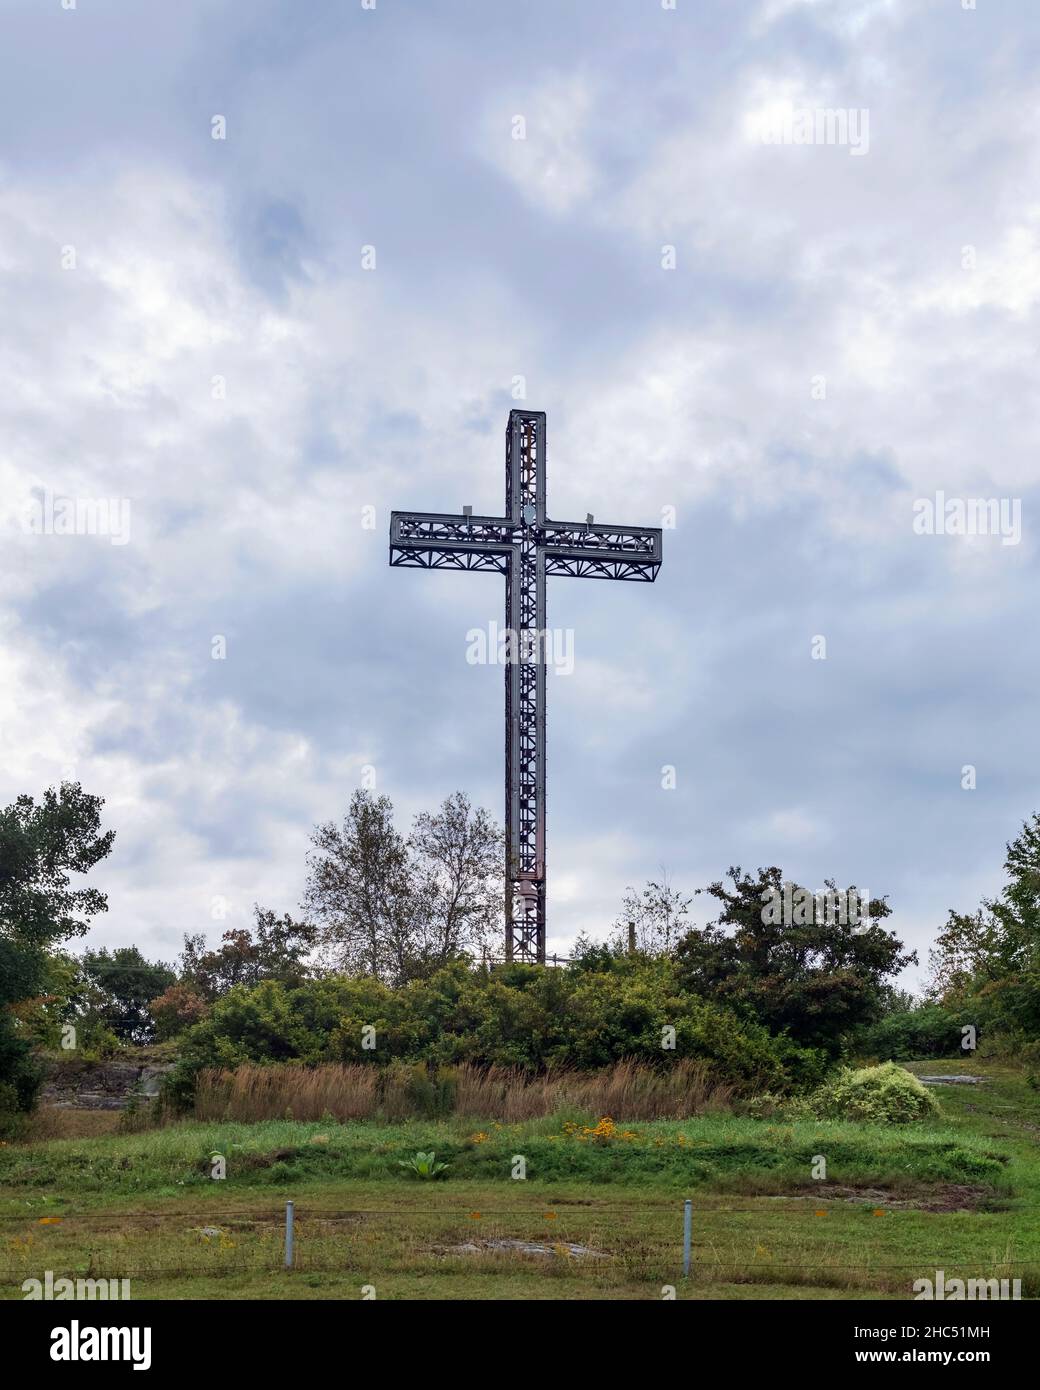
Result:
[917, 1075, 984, 1086]
[39, 1060, 174, 1110]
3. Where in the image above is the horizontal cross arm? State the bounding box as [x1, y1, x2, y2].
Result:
[541, 521, 662, 582]
[389, 510, 516, 574]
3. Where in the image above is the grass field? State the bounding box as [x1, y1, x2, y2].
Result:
[2, 1058, 1037, 1300]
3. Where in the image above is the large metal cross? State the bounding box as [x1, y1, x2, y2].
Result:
[389, 409, 662, 964]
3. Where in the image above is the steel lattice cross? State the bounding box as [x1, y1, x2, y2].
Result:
[389, 409, 662, 963]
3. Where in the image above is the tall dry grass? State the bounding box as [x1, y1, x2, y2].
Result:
[195, 1064, 379, 1122]
[193, 1059, 732, 1123]
[14, 1107, 124, 1142]
[454, 1059, 731, 1120]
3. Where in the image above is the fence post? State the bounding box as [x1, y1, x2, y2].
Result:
[285, 1200, 295, 1269]
[682, 1198, 692, 1278]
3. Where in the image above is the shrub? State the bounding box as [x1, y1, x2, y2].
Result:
[166, 960, 825, 1107]
[78, 1024, 121, 1061]
[118, 1092, 160, 1134]
[853, 1004, 966, 1061]
[0, 1011, 42, 1133]
[148, 984, 209, 1041]
[806, 1062, 940, 1125]
[976, 1032, 1040, 1065]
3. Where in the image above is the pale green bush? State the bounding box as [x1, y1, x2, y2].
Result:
[808, 1061, 940, 1125]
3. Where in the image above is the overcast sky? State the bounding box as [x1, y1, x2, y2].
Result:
[2, 0, 1038, 983]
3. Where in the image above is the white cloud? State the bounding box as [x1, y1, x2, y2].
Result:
[4, 0, 1039, 984]
[477, 72, 600, 216]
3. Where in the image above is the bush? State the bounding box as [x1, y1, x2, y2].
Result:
[165, 960, 826, 1110]
[148, 984, 209, 1041]
[806, 1062, 940, 1125]
[0, 1012, 42, 1132]
[78, 1024, 122, 1061]
[853, 1004, 966, 1061]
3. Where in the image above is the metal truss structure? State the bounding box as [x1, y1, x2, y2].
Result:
[389, 410, 662, 963]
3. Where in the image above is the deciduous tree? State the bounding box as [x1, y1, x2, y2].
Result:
[675, 865, 914, 1054]
[409, 791, 504, 969]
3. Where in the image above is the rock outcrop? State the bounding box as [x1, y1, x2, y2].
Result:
[39, 1059, 173, 1111]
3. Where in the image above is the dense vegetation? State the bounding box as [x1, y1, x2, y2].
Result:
[3, 1061, 1033, 1302]
[0, 784, 115, 1124]
[7, 784, 1040, 1303]
[161, 958, 828, 1108]
[6, 783, 1040, 1133]
[853, 815, 1040, 1066]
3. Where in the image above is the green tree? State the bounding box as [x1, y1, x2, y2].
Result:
[675, 865, 915, 1055]
[408, 791, 504, 970]
[0, 938, 49, 1123]
[0, 783, 115, 1117]
[6, 951, 81, 1049]
[0, 782, 114, 948]
[302, 790, 504, 984]
[78, 946, 175, 1043]
[179, 906, 317, 1000]
[303, 790, 417, 983]
[930, 814, 1040, 1039]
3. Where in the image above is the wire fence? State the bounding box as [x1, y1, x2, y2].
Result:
[3, 1197, 1036, 1291]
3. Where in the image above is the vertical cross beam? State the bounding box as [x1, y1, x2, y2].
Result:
[505, 413, 546, 962]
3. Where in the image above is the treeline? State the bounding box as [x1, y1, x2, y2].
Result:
[4, 787, 503, 1063]
[10, 909, 318, 1055]
[859, 814, 1040, 1065]
[159, 861, 914, 1105]
[9, 780, 1040, 1129]
[0, 784, 918, 1122]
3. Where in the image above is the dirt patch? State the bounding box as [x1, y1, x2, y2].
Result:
[437, 1238, 608, 1259]
[810, 1183, 995, 1212]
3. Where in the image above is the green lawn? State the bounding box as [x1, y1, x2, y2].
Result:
[2, 1058, 1037, 1300]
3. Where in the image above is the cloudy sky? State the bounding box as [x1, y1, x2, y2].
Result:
[2, 0, 1038, 983]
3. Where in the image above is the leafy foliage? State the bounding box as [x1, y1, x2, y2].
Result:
[397, 1150, 449, 1179]
[0, 782, 114, 948]
[930, 814, 1040, 1042]
[408, 791, 504, 969]
[302, 790, 503, 985]
[675, 866, 916, 1055]
[0, 783, 114, 1121]
[165, 956, 827, 1106]
[179, 906, 317, 1001]
[0, 1012, 41, 1133]
[853, 1002, 968, 1061]
[78, 946, 176, 1043]
[304, 790, 413, 981]
[147, 983, 210, 1041]
[803, 1062, 941, 1125]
